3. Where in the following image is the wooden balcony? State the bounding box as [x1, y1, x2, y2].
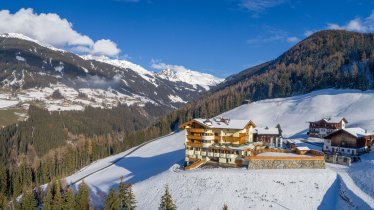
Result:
[187, 135, 202, 140]
[189, 128, 205, 133]
[186, 141, 202, 148]
[221, 135, 248, 142]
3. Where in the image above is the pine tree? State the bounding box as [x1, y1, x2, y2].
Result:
[159, 185, 176, 210]
[118, 177, 137, 210]
[75, 181, 90, 210]
[52, 180, 63, 210]
[124, 184, 136, 210]
[42, 184, 53, 210]
[0, 193, 7, 209]
[104, 188, 121, 210]
[118, 177, 126, 208]
[63, 187, 75, 210]
[20, 190, 37, 210]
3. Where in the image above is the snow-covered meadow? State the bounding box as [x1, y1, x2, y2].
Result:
[66, 89, 374, 209]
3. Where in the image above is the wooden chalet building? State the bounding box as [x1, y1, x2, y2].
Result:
[323, 127, 374, 156]
[180, 117, 256, 166]
[308, 117, 348, 138]
[253, 126, 282, 148]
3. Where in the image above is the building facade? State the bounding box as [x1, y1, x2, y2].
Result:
[253, 126, 282, 148]
[323, 127, 374, 156]
[308, 117, 348, 138]
[180, 117, 256, 166]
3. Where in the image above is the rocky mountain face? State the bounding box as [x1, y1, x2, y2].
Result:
[0, 33, 223, 115]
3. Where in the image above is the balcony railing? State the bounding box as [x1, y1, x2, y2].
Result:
[220, 154, 227, 158]
[221, 136, 248, 142]
[186, 141, 202, 147]
[187, 135, 202, 140]
[189, 128, 205, 133]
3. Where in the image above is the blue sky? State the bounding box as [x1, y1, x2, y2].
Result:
[1, 0, 374, 77]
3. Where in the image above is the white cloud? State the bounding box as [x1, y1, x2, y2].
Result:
[326, 10, 374, 33]
[92, 39, 121, 57]
[286, 36, 299, 43]
[241, 0, 286, 12]
[0, 8, 121, 57]
[151, 62, 187, 72]
[247, 26, 297, 45]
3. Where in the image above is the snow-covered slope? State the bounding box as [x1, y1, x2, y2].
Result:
[221, 89, 374, 137]
[0, 33, 66, 52]
[66, 89, 374, 209]
[156, 68, 224, 91]
[82, 55, 224, 91]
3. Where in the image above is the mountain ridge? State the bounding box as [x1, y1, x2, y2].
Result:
[0, 33, 223, 115]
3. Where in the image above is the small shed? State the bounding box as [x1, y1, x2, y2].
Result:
[295, 146, 310, 155]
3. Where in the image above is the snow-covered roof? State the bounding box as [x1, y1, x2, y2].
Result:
[193, 117, 255, 129]
[311, 117, 347, 124]
[255, 127, 279, 135]
[326, 127, 374, 138]
[296, 146, 310, 151]
[343, 128, 373, 138]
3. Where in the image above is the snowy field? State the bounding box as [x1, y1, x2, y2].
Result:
[66, 89, 374, 209]
[222, 89, 374, 137]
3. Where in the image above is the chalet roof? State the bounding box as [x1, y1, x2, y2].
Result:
[309, 117, 348, 124]
[325, 127, 374, 139]
[255, 127, 279, 135]
[193, 117, 255, 129]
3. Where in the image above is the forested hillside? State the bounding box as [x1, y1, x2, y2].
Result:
[155, 30, 374, 129]
[0, 105, 171, 204]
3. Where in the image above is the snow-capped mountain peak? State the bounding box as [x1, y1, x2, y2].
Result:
[83, 55, 224, 91]
[0, 32, 66, 53]
[81, 55, 154, 77]
[156, 66, 224, 90]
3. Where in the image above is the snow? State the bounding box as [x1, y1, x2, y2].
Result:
[296, 146, 311, 151]
[0, 82, 157, 111]
[64, 88, 374, 209]
[220, 89, 374, 137]
[340, 127, 373, 138]
[16, 55, 26, 61]
[82, 55, 223, 90]
[255, 127, 279, 135]
[0, 33, 65, 53]
[0, 99, 18, 108]
[82, 55, 158, 86]
[193, 118, 252, 129]
[168, 94, 187, 103]
[157, 68, 224, 91]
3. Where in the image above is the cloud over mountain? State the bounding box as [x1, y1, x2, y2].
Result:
[0, 8, 120, 57]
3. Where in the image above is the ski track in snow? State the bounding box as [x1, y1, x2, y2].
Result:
[65, 89, 374, 209]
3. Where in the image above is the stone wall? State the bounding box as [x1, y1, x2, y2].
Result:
[248, 158, 325, 169]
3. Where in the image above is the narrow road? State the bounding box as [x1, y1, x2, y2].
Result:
[67, 131, 176, 187]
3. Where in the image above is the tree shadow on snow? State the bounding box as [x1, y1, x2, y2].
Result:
[318, 176, 373, 210]
[110, 149, 185, 185]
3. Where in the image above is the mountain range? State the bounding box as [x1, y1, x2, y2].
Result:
[0, 33, 223, 116]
